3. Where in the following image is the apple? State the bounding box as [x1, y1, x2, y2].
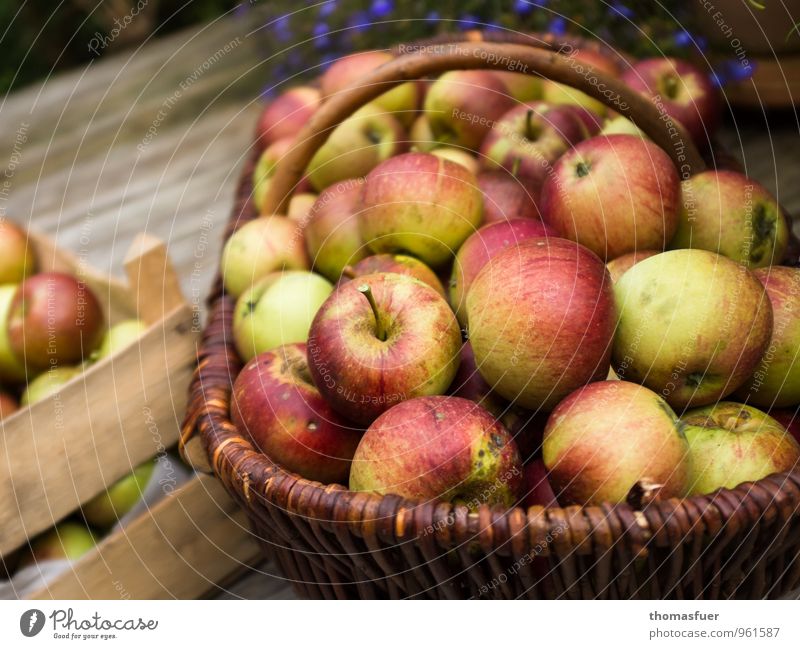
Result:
[423, 70, 515, 149]
[349, 395, 524, 507]
[0, 390, 18, 419]
[681, 402, 800, 494]
[467, 237, 615, 411]
[491, 70, 542, 102]
[21, 365, 82, 405]
[24, 522, 95, 564]
[736, 266, 800, 407]
[480, 102, 592, 191]
[231, 343, 363, 484]
[600, 115, 648, 138]
[0, 284, 27, 383]
[622, 57, 720, 145]
[430, 147, 480, 176]
[91, 319, 146, 362]
[232, 270, 333, 362]
[257, 86, 320, 146]
[477, 170, 541, 223]
[343, 253, 445, 297]
[303, 178, 367, 281]
[358, 152, 483, 267]
[287, 192, 318, 222]
[522, 459, 559, 509]
[540, 134, 681, 260]
[606, 250, 659, 283]
[81, 460, 155, 527]
[252, 137, 310, 213]
[612, 249, 773, 409]
[541, 49, 620, 118]
[320, 51, 421, 127]
[0, 218, 37, 284]
[306, 105, 405, 192]
[8, 272, 105, 371]
[409, 114, 437, 152]
[449, 218, 554, 326]
[307, 272, 461, 425]
[221, 216, 309, 298]
[670, 170, 789, 268]
[542, 380, 690, 505]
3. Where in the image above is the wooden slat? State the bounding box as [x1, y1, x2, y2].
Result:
[28, 475, 260, 599]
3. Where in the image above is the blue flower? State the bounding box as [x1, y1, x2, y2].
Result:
[549, 16, 566, 35]
[370, 0, 394, 18]
[425, 11, 440, 22]
[514, 0, 533, 14]
[273, 14, 291, 42]
[460, 14, 480, 27]
[674, 30, 692, 47]
[313, 22, 330, 49]
[320, 1, 337, 18]
[347, 10, 371, 32]
[610, 1, 634, 19]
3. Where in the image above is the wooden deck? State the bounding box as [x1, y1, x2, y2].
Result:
[1, 13, 798, 600]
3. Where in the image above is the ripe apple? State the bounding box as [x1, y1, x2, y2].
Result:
[480, 102, 592, 190]
[540, 134, 681, 260]
[430, 146, 480, 176]
[252, 137, 307, 213]
[320, 51, 421, 127]
[522, 459, 559, 509]
[303, 178, 367, 281]
[232, 270, 333, 362]
[221, 216, 309, 298]
[612, 249, 773, 409]
[349, 395, 524, 507]
[477, 170, 541, 223]
[681, 402, 800, 495]
[543, 380, 690, 505]
[670, 170, 789, 268]
[231, 343, 363, 484]
[343, 253, 445, 297]
[736, 266, 800, 407]
[622, 57, 720, 145]
[21, 365, 82, 405]
[409, 114, 436, 152]
[8, 272, 105, 371]
[423, 70, 515, 150]
[467, 238, 615, 410]
[541, 49, 620, 118]
[257, 86, 320, 146]
[606, 250, 659, 283]
[491, 70, 542, 102]
[306, 105, 405, 192]
[359, 152, 483, 267]
[25, 522, 95, 564]
[91, 319, 146, 362]
[449, 218, 554, 326]
[81, 460, 155, 527]
[0, 218, 37, 284]
[0, 284, 27, 383]
[287, 192, 318, 222]
[0, 390, 18, 419]
[307, 272, 461, 425]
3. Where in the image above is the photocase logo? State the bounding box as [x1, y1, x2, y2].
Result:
[20, 609, 45, 637]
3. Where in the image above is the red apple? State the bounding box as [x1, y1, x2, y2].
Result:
[622, 57, 720, 145]
[304, 178, 367, 281]
[467, 237, 615, 411]
[231, 343, 363, 484]
[522, 459, 559, 509]
[257, 86, 320, 146]
[343, 253, 445, 297]
[7, 272, 105, 371]
[0, 390, 18, 419]
[0, 218, 37, 284]
[606, 249, 660, 283]
[252, 137, 312, 213]
[540, 134, 681, 260]
[449, 218, 555, 326]
[307, 272, 461, 425]
[359, 152, 483, 267]
[423, 70, 515, 150]
[543, 380, 691, 505]
[477, 170, 541, 223]
[349, 395, 524, 507]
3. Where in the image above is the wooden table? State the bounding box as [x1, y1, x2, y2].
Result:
[1, 13, 798, 600]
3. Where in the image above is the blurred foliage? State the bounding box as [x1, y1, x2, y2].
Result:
[1, 0, 734, 95]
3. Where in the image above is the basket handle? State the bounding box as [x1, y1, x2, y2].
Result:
[262, 40, 705, 215]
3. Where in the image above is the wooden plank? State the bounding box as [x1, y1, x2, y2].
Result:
[28, 475, 261, 599]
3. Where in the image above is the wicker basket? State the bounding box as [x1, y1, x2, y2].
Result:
[180, 32, 800, 599]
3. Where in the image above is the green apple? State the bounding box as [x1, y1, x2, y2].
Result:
[542, 80, 606, 117]
[233, 271, 333, 362]
[600, 116, 648, 138]
[491, 70, 542, 101]
[287, 192, 318, 222]
[430, 146, 479, 176]
[82, 460, 155, 527]
[0, 284, 27, 383]
[682, 402, 800, 494]
[21, 365, 82, 405]
[409, 115, 437, 152]
[26, 521, 96, 564]
[91, 319, 147, 362]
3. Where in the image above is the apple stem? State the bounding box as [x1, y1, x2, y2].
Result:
[524, 109, 534, 140]
[358, 284, 387, 341]
[342, 265, 357, 280]
[511, 157, 521, 178]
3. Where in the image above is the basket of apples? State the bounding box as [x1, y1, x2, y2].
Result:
[181, 32, 800, 599]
